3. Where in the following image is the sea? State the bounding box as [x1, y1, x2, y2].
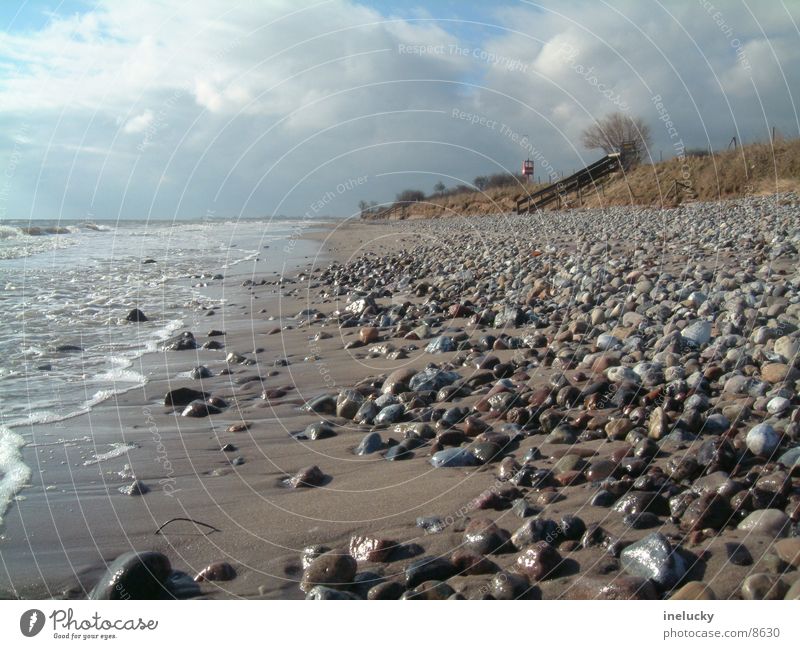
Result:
[0, 217, 324, 527]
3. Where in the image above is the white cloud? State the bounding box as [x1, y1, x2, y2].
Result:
[0, 0, 797, 219]
[123, 109, 154, 134]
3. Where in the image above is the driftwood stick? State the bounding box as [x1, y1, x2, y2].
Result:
[155, 517, 221, 535]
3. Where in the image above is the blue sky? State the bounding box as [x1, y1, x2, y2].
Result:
[0, 0, 797, 220]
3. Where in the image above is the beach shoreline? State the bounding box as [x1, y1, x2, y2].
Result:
[2, 197, 799, 601]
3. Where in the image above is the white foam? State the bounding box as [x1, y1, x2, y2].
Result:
[0, 425, 32, 527]
[82, 442, 137, 466]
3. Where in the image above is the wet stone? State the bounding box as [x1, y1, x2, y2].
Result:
[515, 542, 562, 581]
[405, 557, 455, 588]
[89, 551, 172, 599]
[194, 561, 236, 582]
[619, 532, 689, 590]
[463, 518, 511, 555]
[301, 552, 357, 592]
[737, 509, 791, 538]
[356, 432, 383, 455]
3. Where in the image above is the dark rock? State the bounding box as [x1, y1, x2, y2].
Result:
[367, 581, 404, 600]
[181, 400, 221, 417]
[163, 331, 197, 351]
[89, 551, 172, 599]
[301, 552, 357, 592]
[405, 557, 455, 588]
[164, 387, 209, 407]
[356, 432, 383, 455]
[126, 308, 148, 322]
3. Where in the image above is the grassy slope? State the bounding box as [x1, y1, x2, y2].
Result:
[370, 138, 800, 220]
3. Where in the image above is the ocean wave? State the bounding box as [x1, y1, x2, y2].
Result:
[0, 425, 32, 528]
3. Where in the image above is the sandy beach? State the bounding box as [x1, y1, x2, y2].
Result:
[2, 197, 798, 601]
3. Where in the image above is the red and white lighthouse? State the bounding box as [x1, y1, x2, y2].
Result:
[522, 159, 534, 182]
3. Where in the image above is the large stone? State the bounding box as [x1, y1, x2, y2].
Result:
[164, 387, 209, 406]
[620, 532, 689, 590]
[301, 552, 357, 592]
[89, 551, 172, 599]
[737, 509, 791, 538]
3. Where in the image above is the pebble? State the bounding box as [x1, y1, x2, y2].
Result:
[741, 573, 789, 600]
[670, 581, 716, 600]
[563, 575, 658, 600]
[356, 431, 383, 455]
[194, 561, 236, 582]
[515, 541, 562, 581]
[463, 518, 511, 554]
[287, 465, 326, 488]
[430, 447, 479, 468]
[349, 535, 394, 562]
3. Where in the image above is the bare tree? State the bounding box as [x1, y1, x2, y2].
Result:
[581, 112, 651, 166]
[433, 181, 446, 196]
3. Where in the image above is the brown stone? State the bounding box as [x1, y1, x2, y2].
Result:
[515, 541, 562, 581]
[562, 575, 658, 600]
[360, 326, 379, 344]
[670, 581, 716, 600]
[194, 561, 236, 582]
[349, 535, 394, 562]
[450, 549, 497, 575]
[300, 552, 356, 592]
[774, 538, 800, 568]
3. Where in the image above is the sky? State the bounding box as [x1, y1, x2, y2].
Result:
[0, 0, 798, 220]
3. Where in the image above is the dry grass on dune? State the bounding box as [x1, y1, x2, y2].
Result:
[373, 137, 800, 220]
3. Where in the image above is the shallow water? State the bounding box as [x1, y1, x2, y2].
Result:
[0, 216, 324, 526]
